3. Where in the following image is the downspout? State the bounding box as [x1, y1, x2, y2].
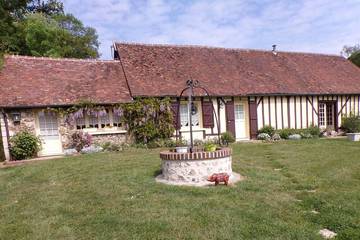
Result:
[1, 110, 11, 161]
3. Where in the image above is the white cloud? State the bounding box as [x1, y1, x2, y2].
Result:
[63, 0, 360, 59]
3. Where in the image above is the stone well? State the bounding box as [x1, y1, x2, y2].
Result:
[156, 148, 242, 186]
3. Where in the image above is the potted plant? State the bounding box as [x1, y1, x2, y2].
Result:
[341, 114, 360, 141]
[204, 140, 217, 152]
[175, 138, 188, 153]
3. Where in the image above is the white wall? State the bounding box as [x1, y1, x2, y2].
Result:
[0, 113, 10, 160]
[256, 95, 360, 130]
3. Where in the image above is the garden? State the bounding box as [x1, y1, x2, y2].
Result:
[1, 139, 360, 239]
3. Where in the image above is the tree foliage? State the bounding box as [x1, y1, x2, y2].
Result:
[0, 0, 99, 59]
[349, 51, 360, 68]
[27, 0, 64, 15]
[342, 44, 360, 68]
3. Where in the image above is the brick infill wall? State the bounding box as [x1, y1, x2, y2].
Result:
[160, 148, 232, 161]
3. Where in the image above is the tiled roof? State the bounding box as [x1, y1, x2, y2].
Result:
[0, 55, 132, 107]
[115, 42, 360, 97]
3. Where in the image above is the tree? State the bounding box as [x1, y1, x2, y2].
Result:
[341, 44, 360, 58]
[341, 44, 360, 68]
[349, 51, 360, 68]
[0, 0, 99, 59]
[27, 0, 64, 16]
[0, 0, 29, 53]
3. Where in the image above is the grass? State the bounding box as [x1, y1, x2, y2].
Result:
[0, 139, 360, 239]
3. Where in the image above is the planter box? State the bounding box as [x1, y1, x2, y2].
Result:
[347, 133, 360, 141]
[175, 146, 188, 153]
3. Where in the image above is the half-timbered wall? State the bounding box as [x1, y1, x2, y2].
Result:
[256, 95, 360, 130]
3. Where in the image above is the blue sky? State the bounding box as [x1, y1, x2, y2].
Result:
[63, 0, 360, 59]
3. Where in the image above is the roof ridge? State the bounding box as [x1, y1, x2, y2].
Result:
[115, 41, 342, 58]
[4, 54, 120, 63]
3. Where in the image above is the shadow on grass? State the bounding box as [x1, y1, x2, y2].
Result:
[153, 169, 162, 177]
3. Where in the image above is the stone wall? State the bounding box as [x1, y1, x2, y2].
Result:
[4, 109, 128, 155]
[7, 109, 36, 136]
[91, 133, 127, 146]
[159, 148, 233, 184]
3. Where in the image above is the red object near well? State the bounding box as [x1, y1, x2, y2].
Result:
[207, 173, 230, 186]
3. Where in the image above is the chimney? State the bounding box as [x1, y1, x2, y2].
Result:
[272, 44, 277, 55]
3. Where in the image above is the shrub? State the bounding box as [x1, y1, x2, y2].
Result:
[300, 132, 312, 139]
[10, 130, 41, 160]
[70, 131, 92, 152]
[306, 125, 321, 137]
[277, 128, 296, 139]
[221, 131, 235, 146]
[341, 115, 360, 133]
[175, 138, 188, 147]
[258, 125, 275, 136]
[204, 140, 217, 152]
[271, 133, 281, 141]
[193, 139, 204, 146]
[257, 133, 271, 141]
[101, 142, 122, 152]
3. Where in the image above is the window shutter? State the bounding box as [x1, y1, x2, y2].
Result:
[171, 102, 181, 130]
[202, 101, 214, 128]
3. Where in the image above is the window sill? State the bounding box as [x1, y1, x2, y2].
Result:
[83, 128, 127, 135]
[179, 127, 206, 133]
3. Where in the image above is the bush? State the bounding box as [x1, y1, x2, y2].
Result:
[271, 133, 281, 141]
[221, 131, 235, 145]
[306, 125, 321, 137]
[10, 130, 41, 160]
[70, 131, 92, 152]
[341, 115, 360, 133]
[258, 125, 275, 136]
[204, 140, 217, 152]
[101, 142, 122, 152]
[277, 128, 296, 139]
[257, 133, 271, 141]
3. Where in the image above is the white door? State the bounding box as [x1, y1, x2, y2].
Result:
[38, 111, 63, 156]
[235, 104, 246, 139]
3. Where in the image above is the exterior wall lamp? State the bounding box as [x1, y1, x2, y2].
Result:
[11, 112, 21, 123]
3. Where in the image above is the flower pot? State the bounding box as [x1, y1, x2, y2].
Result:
[347, 133, 360, 141]
[175, 146, 188, 153]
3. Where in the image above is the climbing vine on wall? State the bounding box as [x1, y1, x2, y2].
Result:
[48, 99, 109, 125]
[121, 98, 174, 143]
[49, 98, 174, 143]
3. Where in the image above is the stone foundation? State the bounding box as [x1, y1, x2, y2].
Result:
[157, 148, 242, 186]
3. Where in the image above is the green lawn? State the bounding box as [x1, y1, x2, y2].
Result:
[1, 139, 360, 239]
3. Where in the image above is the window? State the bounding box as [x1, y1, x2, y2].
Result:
[179, 103, 200, 127]
[326, 104, 333, 125]
[100, 110, 110, 128]
[74, 108, 123, 130]
[76, 116, 86, 129]
[235, 105, 245, 120]
[88, 113, 99, 128]
[112, 110, 122, 127]
[319, 103, 325, 127]
[38, 111, 59, 136]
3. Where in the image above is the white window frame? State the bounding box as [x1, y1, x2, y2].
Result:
[179, 102, 200, 128]
[75, 108, 123, 130]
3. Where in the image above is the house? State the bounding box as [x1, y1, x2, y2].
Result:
[1, 43, 360, 160]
